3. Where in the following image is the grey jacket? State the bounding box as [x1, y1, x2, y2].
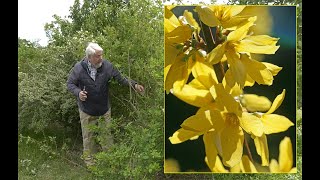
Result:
[67, 58, 137, 116]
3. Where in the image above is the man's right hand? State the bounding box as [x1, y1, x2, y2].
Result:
[79, 90, 88, 101]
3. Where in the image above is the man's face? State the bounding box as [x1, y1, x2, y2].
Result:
[90, 50, 103, 68]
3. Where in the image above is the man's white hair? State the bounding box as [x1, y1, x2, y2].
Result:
[85, 42, 103, 58]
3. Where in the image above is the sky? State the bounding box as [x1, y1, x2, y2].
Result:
[18, 0, 227, 47]
[18, 0, 75, 46]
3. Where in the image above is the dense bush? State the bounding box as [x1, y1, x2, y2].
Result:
[19, 0, 163, 178]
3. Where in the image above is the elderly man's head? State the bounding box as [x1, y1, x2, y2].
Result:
[86, 42, 103, 68]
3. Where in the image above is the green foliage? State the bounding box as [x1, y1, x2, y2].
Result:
[91, 103, 163, 179]
[19, 0, 163, 179]
[18, 133, 94, 179]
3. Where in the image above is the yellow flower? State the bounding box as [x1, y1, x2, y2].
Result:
[206, 17, 280, 88]
[237, 6, 274, 62]
[171, 59, 218, 107]
[269, 137, 297, 173]
[170, 83, 250, 167]
[195, 5, 249, 30]
[164, 6, 207, 93]
[169, 79, 294, 168]
[242, 89, 294, 166]
[240, 94, 272, 112]
[237, 6, 273, 36]
[205, 154, 258, 173]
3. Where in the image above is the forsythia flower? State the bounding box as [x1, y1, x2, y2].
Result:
[206, 17, 280, 88]
[195, 5, 248, 30]
[243, 89, 294, 166]
[165, 6, 207, 93]
[269, 137, 297, 173]
[169, 77, 294, 168]
[166, 5, 294, 174]
[205, 154, 258, 173]
[240, 94, 272, 112]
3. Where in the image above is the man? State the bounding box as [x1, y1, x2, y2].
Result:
[67, 42, 144, 166]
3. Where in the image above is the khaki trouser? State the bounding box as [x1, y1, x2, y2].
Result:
[79, 108, 113, 166]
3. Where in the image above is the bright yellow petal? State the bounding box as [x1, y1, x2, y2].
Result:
[205, 155, 229, 173]
[241, 94, 272, 113]
[164, 18, 177, 34]
[235, 35, 280, 54]
[222, 15, 252, 30]
[165, 6, 179, 22]
[220, 125, 244, 167]
[253, 134, 269, 166]
[165, 44, 180, 67]
[237, 6, 273, 35]
[261, 114, 294, 134]
[172, 84, 213, 107]
[239, 112, 264, 137]
[209, 85, 217, 100]
[192, 60, 218, 89]
[229, 5, 246, 17]
[165, 25, 192, 44]
[224, 69, 235, 88]
[226, 49, 247, 88]
[222, 76, 244, 97]
[227, 16, 256, 42]
[230, 163, 241, 172]
[242, 35, 279, 46]
[165, 55, 188, 92]
[241, 54, 273, 86]
[262, 62, 283, 76]
[266, 89, 286, 114]
[269, 159, 280, 173]
[189, 135, 199, 140]
[289, 167, 297, 173]
[210, 109, 226, 131]
[188, 78, 207, 90]
[165, 54, 195, 92]
[169, 128, 202, 144]
[215, 155, 229, 173]
[183, 10, 200, 32]
[279, 137, 293, 172]
[164, 65, 171, 93]
[244, 75, 255, 87]
[203, 132, 218, 171]
[194, 6, 220, 27]
[240, 155, 258, 173]
[229, 83, 243, 97]
[215, 83, 242, 116]
[180, 107, 213, 132]
[207, 43, 226, 65]
[164, 6, 180, 33]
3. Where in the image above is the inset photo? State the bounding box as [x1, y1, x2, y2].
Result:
[164, 5, 297, 173]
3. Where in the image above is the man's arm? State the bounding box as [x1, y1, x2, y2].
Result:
[111, 65, 145, 93]
[67, 67, 82, 97]
[111, 65, 137, 87]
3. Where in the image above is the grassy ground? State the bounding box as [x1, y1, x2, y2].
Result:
[18, 132, 95, 180]
[18, 122, 97, 180]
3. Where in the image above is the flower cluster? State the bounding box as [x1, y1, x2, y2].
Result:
[165, 5, 295, 173]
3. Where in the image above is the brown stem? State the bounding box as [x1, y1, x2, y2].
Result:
[202, 23, 224, 83]
[244, 137, 254, 162]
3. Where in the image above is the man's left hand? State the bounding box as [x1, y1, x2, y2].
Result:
[134, 84, 145, 93]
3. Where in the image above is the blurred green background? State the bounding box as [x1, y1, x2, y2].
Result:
[165, 5, 296, 172]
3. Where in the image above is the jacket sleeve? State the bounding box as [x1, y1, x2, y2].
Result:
[111, 64, 137, 88]
[67, 66, 81, 98]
